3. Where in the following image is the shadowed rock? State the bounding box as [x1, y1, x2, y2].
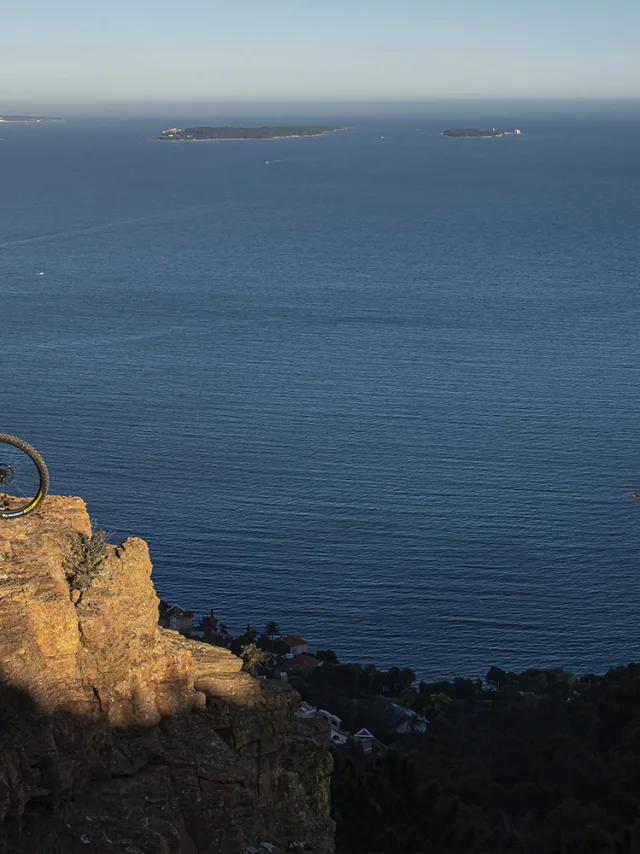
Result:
[0, 496, 334, 853]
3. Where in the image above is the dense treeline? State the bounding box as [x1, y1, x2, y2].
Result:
[294, 662, 640, 853]
[443, 128, 506, 137]
[293, 662, 419, 737]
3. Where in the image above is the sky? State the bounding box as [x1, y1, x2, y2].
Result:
[2, 0, 639, 107]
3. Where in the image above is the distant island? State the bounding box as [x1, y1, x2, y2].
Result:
[154, 125, 345, 141]
[0, 115, 63, 123]
[443, 127, 522, 138]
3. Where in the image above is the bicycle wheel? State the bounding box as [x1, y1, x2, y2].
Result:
[0, 434, 49, 519]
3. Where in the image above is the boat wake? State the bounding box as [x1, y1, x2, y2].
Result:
[0, 203, 217, 250]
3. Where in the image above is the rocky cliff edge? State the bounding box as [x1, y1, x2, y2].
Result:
[0, 496, 334, 854]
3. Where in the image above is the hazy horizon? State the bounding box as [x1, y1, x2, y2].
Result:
[4, 0, 639, 107]
[2, 98, 640, 123]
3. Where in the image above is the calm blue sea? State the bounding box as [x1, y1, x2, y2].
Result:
[2, 107, 640, 680]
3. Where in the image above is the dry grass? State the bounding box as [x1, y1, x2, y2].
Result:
[63, 528, 109, 591]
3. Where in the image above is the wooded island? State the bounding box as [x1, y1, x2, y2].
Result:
[156, 125, 345, 141]
[443, 127, 522, 138]
[0, 115, 63, 123]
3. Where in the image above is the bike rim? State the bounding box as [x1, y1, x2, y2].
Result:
[0, 442, 44, 518]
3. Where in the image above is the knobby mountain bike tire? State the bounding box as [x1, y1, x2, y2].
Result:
[0, 434, 49, 519]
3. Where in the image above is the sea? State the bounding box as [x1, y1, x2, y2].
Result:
[2, 103, 640, 681]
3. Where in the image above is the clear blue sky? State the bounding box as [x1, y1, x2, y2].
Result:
[3, 0, 639, 106]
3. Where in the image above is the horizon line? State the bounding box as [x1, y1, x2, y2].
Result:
[3, 95, 640, 108]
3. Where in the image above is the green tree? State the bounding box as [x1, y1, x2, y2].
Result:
[230, 629, 257, 657]
[265, 620, 280, 639]
[429, 692, 453, 717]
[241, 643, 270, 676]
[486, 665, 515, 691]
[316, 649, 339, 663]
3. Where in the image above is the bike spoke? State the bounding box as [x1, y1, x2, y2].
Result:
[0, 435, 48, 517]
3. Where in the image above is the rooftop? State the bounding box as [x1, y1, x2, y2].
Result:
[281, 635, 307, 647]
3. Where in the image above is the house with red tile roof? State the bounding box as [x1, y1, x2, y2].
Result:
[280, 635, 309, 656]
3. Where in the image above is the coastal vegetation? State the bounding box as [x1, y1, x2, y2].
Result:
[241, 641, 270, 675]
[443, 128, 518, 138]
[289, 662, 640, 853]
[265, 619, 280, 639]
[161, 600, 640, 851]
[155, 125, 344, 141]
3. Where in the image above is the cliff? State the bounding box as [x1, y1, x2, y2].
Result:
[0, 497, 334, 853]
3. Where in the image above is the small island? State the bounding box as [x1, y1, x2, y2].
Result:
[0, 115, 63, 123]
[154, 125, 345, 141]
[443, 127, 522, 138]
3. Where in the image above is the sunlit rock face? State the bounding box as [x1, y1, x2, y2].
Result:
[0, 496, 334, 853]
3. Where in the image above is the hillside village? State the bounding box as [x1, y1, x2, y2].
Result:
[158, 601, 429, 750]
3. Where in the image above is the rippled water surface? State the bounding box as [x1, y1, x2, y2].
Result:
[2, 111, 640, 678]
